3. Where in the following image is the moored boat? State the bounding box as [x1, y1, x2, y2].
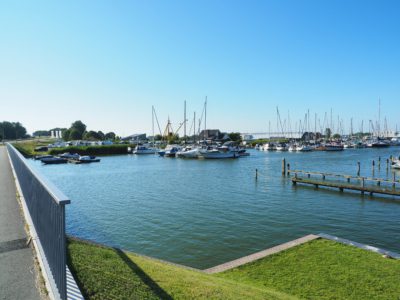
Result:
[133, 145, 158, 154]
[176, 146, 200, 158]
[41, 157, 68, 164]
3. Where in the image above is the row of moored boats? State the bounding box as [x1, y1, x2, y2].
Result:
[35, 152, 101, 164]
[131, 143, 249, 159]
[256, 139, 394, 152]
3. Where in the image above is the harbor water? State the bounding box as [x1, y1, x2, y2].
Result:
[29, 149, 400, 269]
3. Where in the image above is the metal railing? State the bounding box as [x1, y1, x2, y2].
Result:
[7, 143, 70, 300]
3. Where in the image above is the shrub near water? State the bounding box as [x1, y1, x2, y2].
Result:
[49, 144, 129, 156]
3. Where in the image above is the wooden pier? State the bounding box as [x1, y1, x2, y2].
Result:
[288, 170, 400, 197]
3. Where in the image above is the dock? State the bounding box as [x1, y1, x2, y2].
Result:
[288, 169, 400, 197]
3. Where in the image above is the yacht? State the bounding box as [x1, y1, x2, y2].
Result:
[199, 145, 238, 159]
[276, 143, 288, 151]
[133, 145, 158, 154]
[325, 143, 344, 151]
[296, 144, 313, 152]
[176, 146, 200, 158]
[263, 143, 277, 151]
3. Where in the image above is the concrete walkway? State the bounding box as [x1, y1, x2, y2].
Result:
[0, 146, 42, 300]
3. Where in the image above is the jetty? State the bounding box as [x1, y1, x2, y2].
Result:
[288, 169, 400, 197]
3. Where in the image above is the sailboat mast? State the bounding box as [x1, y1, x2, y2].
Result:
[194, 111, 196, 143]
[184, 100, 186, 143]
[152, 106, 155, 145]
[204, 96, 207, 139]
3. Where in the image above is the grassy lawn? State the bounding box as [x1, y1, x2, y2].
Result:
[68, 238, 400, 299]
[67, 238, 293, 300]
[219, 239, 400, 300]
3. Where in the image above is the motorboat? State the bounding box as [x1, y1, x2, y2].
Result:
[392, 162, 400, 170]
[79, 156, 101, 163]
[296, 144, 313, 152]
[288, 144, 297, 152]
[176, 146, 200, 158]
[262, 143, 276, 151]
[133, 145, 158, 154]
[34, 155, 53, 160]
[199, 145, 238, 159]
[325, 143, 344, 151]
[238, 149, 250, 157]
[160, 145, 181, 157]
[41, 157, 68, 164]
[276, 143, 288, 151]
[59, 152, 80, 159]
[367, 139, 390, 148]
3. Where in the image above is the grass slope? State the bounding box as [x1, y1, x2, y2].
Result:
[219, 239, 400, 300]
[67, 239, 293, 300]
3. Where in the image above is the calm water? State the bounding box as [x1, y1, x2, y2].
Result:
[29, 148, 400, 269]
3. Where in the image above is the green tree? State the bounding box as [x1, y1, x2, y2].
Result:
[70, 120, 86, 136]
[325, 128, 332, 139]
[105, 132, 116, 140]
[228, 132, 242, 142]
[332, 133, 341, 139]
[62, 129, 71, 141]
[69, 128, 82, 140]
[97, 131, 105, 140]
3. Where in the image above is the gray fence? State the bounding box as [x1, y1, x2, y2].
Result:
[7, 143, 70, 300]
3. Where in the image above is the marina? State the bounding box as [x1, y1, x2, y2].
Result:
[29, 147, 400, 269]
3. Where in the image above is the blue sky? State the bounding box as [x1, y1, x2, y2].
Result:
[1, 0, 399, 136]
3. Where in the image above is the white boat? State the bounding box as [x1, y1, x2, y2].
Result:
[276, 143, 288, 151]
[296, 145, 313, 152]
[59, 152, 80, 159]
[288, 144, 297, 152]
[263, 143, 276, 151]
[176, 146, 200, 158]
[199, 146, 238, 159]
[133, 145, 158, 154]
[392, 162, 400, 169]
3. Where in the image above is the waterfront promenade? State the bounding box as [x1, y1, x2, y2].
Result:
[0, 146, 41, 300]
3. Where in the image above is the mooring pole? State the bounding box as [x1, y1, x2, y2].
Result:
[378, 156, 381, 169]
[287, 163, 290, 176]
[357, 162, 360, 176]
[393, 173, 396, 189]
[387, 158, 389, 170]
[282, 158, 286, 176]
[255, 169, 258, 180]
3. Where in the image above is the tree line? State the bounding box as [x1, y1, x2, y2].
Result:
[61, 121, 116, 141]
[0, 121, 27, 140]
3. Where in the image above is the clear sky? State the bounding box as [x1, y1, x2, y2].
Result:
[1, 0, 399, 136]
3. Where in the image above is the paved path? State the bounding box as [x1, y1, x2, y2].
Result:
[0, 146, 41, 300]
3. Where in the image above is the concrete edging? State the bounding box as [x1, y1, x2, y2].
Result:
[204, 234, 320, 274]
[318, 233, 400, 259]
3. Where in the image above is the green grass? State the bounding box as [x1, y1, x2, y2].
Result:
[12, 140, 52, 157]
[67, 238, 293, 300]
[219, 239, 400, 300]
[68, 238, 400, 299]
[48, 144, 129, 156]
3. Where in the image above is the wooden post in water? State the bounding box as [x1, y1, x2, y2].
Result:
[255, 169, 258, 180]
[282, 158, 286, 176]
[387, 159, 389, 171]
[393, 173, 396, 189]
[357, 162, 360, 176]
[287, 163, 290, 176]
[378, 156, 381, 169]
